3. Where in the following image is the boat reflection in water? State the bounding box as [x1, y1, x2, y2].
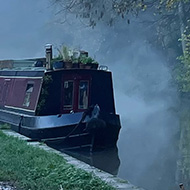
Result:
[63, 147, 120, 175]
[51, 146, 120, 176]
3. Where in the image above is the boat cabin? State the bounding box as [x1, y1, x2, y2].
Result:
[0, 61, 116, 117]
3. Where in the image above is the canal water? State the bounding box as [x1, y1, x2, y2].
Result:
[48, 75, 179, 190]
[46, 39, 179, 190]
[47, 75, 179, 190]
[48, 117, 178, 190]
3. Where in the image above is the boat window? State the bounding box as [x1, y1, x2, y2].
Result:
[63, 81, 74, 109]
[23, 83, 34, 107]
[78, 81, 89, 109]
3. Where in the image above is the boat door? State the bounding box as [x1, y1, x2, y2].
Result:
[61, 74, 91, 114]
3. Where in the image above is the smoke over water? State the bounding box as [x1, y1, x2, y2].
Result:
[111, 42, 179, 190]
[95, 24, 180, 189]
[0, 1, 180, 189]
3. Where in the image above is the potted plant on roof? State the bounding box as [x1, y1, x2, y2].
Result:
[79, 51, 88, 69]
[71, 51, 80, 68]
[79, 55, 99, 69]
[53, 45, 73, 69]
[61, 46, 73, 69]
[52, 54, 65, 70]
[86, 57, 99, 69]
[79, 51, 99, 69]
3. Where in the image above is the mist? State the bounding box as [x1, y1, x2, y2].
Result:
[111, 40, 179, 189]
[0, 1, 180, 190]
[93, 22, 179, 189]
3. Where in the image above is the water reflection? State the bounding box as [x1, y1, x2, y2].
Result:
[117, 121, 178, 190]
[47, 143, 121, 176]
[62, 147, 120, 175]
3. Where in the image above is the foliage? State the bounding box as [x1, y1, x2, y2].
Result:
[56, 46, 72, 62]
[175, 23, 190, 92]
[54, 45, 99, 65]
[80, 56, 97, 64]
[52, 0, 190, 66]
[52, 0, 147, 27]
[52, 0, 190, 27]
[55, 45, 80, 63]
[0, 131, 115, 190]
[36, 75, 53, 115]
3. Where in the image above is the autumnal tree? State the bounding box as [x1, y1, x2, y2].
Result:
[175, 21, 190, 92]
[52, 0, 190, 55]
[52, 0, 147, 27]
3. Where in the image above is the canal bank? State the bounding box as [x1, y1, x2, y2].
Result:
[0, 129, 145, 190]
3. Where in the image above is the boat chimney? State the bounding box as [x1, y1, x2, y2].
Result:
[45, 44, 52, 70]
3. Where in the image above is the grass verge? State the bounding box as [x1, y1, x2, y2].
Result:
[0, 131, 115, 190]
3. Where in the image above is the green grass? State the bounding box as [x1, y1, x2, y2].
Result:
[0, 123, 10, 129]
[0, 131, 115, 190]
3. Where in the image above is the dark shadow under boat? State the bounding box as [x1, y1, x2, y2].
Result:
[47, 144, 121, 176]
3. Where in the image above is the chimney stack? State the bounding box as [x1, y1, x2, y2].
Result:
[45, 44, 52, 70]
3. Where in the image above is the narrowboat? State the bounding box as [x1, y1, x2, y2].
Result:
[0, 45, 121, 151]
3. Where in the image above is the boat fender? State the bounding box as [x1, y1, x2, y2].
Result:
[85, 118, 106, 134]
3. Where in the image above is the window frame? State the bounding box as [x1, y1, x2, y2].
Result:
[62, 80, 74, 110]
[78, 80, 89, 110]
[23, 82, 34, 107]
[61, 74, 91, 114]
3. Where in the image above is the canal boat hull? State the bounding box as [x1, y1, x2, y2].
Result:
[0, 108, 121, 150]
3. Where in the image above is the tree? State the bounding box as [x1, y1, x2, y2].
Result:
[52, 1, 187, 25]
[51, 0, 147, 27]
[52, 0, 190, 56]
[52, 0, 190, 70]
[175, 21, 190, 92]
